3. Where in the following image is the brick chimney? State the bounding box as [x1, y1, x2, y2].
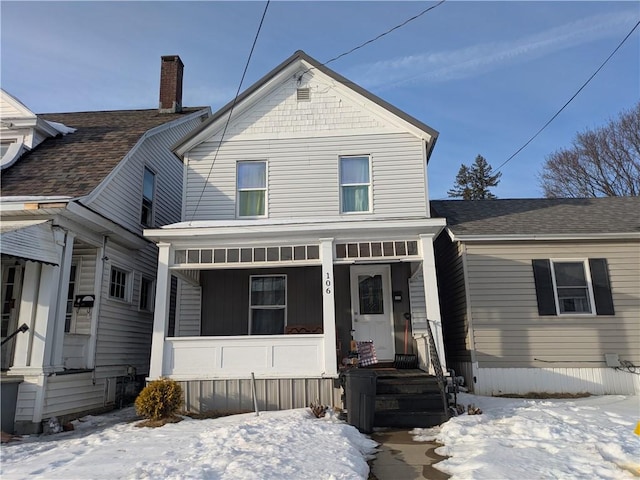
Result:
[159, 55, 183, 113]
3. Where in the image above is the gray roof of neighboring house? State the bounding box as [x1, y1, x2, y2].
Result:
[431, 197, 640, 237]
[1, 108, 207, 198]
[174, 50, 439, 159]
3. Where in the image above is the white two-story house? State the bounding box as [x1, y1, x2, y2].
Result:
[0, 56, 211, 434]
[144, 51, 447, 412]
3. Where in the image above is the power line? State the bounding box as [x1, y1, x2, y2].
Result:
[495, 19, 640, 174]
[189, 1, 270, 223]
[299, 0, 446, 78]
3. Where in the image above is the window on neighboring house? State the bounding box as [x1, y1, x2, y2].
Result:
[1, 141, 13, 158]
[139, 276, 155, 312]
[109, 267, 130, 301]
[237, 161, 267, 217]
[532, 258, 614, 316]
[340, 155, 371, 213]
[249, 275, 286, 335]
[141, 167, 155, 227]
[64, 265, 78, 332]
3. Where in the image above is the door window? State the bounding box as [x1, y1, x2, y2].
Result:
[358, 274, 384, 314]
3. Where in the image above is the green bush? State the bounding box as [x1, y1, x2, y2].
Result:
[135, 378, 183, 420]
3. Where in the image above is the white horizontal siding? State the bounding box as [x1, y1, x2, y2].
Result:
[185, 133, 427, 221]
[42, 373, 107, 418]
[464, 240, 640, 368]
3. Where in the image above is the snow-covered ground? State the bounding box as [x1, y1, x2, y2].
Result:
[1, 394, 638, 479]
[0, 408, 377, 479]
[416, 393, 640, 479]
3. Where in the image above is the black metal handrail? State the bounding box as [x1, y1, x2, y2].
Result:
[1, 323, 29, 347]
[424, 319, 450, 417]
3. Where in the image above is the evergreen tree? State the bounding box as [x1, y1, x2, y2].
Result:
[447, 155, 501, 199]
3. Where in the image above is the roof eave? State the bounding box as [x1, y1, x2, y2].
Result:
[447, 230, 640, 242]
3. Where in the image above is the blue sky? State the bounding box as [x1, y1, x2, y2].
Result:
[2, 1, 638, 199]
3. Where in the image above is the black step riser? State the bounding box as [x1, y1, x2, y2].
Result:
[376, 384, 441, 395]
[374, 412, 448, 428]
[376, 396, 444, 411]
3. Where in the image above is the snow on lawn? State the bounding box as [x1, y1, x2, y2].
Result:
[0, 408, 378, 480]
[413, 393, 640, 480]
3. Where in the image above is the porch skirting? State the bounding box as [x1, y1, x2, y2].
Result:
[455, 362, 640, 396]
[179, 377, 342, 413]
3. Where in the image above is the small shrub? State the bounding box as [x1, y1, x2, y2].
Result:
[135, 378, 183, 421]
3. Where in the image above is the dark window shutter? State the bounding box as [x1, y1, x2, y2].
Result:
[589, 258, 615, 315]
[532, 259, 557, 315]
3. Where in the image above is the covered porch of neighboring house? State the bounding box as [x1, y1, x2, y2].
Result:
[145, 217, 448, 414]
[0, 204, 148, 434]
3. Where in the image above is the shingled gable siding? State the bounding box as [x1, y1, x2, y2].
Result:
[185, 132, 427, 221]
[463, 240, 639, 369]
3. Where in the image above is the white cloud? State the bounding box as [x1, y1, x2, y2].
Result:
[351, 10, 638, 89]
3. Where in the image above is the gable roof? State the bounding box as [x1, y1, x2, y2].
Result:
[174, 50, 439, 159]
[431, 197, 640, 238]
[1, 108, 206, 198]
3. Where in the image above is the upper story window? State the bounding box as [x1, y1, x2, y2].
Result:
[532, 258, 614, 316]
[340, 156, 371, 213]
[141, 167, 155, 227]
[237, 161, 266, 217]
[109, 266, 131, 302]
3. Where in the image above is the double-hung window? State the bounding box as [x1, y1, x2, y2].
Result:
[237, 161, 266, 217]
[139, 276, 155, 312]
[141, 167, 155, 227]
[249, 275, 286, 335]
[532, 258, 614, 316]
[340, 155, 371, 213]
[109, 267, 130, 302]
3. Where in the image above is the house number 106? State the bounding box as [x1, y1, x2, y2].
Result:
[325, 272, 332, 294]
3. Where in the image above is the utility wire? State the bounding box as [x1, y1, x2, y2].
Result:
[190, 1, 270, 223]
[495, 19, 640, 173]
[299, 0, 446, 78]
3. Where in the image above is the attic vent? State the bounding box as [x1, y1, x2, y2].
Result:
[296, 88, 310, 101]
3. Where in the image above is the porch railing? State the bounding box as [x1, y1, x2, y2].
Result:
[162, 334, 326, 380]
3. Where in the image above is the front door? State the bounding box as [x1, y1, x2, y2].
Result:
[1, 263, 23, 370]
[350, 264, 395, 362]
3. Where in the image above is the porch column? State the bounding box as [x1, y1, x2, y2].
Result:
[319, 238, 337, 377]
[51, 230, 75, 370]
[419, 234, 447, 371]
[149, 243, 171, 379]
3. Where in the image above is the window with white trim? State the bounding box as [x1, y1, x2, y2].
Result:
[139, 276, 155, 312]
[237, 161, 266, 217]
[340, 155, 371, 213]
[249, 275, 286, 335]
[141, 167, 155, 227]
[532, 258, 614, 316]
[109, 266, 130, 302]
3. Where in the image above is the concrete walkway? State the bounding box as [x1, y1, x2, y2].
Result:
[369, 429, 450, 480]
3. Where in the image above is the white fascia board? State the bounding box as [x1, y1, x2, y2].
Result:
[82, 108, 211, 206]
[449, 232, 640, 242]
[145, 217, 446, 245]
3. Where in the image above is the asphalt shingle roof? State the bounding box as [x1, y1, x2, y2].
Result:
[1, 108, 205, 198]
[431, 197, 640, 236]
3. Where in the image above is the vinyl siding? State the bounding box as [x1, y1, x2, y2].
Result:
[70, 243, 97, 335]
[434, 232, 470, 364]
[88, 114, 205, 232]
[463, 240, 640, 368]
[42, 372, 106, 418]
[176, 279, 201, 336]
[200, 267, 323, 336]
[184, 132, 427, 221]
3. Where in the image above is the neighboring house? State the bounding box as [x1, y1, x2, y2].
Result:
[432, 197, 640, 396]
[143, 50, 447, 413]
[0, 56, 211, 434]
